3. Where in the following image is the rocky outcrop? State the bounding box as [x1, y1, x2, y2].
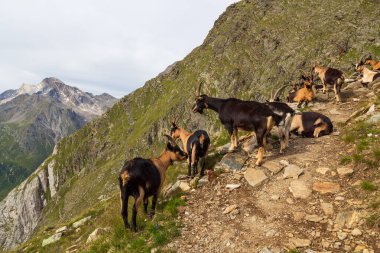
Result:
[0, 158, 57, 250]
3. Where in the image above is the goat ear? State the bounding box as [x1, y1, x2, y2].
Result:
[301, 75, 306, 80]
[265, 100, 269, 103]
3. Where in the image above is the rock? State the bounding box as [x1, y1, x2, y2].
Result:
[330, 108, 343, 115]
[337, 167, 354, 177]
[337, 231, 347, 240]
[42, 233, 62, 247]
[72, 216, 91, 228]
[242, 137, 258, 153]
[293, 212, 305, 221]
[244, 168, 268, 187]
[351, 228, 362, 236]
[179, 182, 191, 192]
[270, 195, 280, 201]
[304, 214, 323, 222]
[366, 104, 376, 115]
[286, 198, 294, 204]
[289, 238, 311, 248]
[316, 167, 330, 175]
[189, 178, 199, 188]
[334, 211, 361, 229]
[151, 248, 158, 253]
[223, 204, 238, 214]
[226, 184, 241, 190]
[321, 202, 334, 216]
[312, 182, 340, 194]
[289, 180, 311, 199]
[283, 164, 304, 179]
[197, 177, 208, 187]
[263, 161, 284, 174]
[259, 247, 272, 253]
[216, 151, 248, 171]
[177, 206, 186, 214]
[177, 174, 188, 180]
[55, 226, 67, 233]
[86, 228, 108, 244]
[280, 160, 289, 166]
[367, 114, 380, 123]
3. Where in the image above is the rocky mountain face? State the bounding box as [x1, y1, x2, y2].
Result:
[1, 0, 379, 251]
[0, 78, 117, 200]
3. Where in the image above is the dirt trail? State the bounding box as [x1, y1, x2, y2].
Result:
[165, 86, 380, 253]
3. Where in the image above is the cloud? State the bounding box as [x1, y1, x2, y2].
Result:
[0, 0, 237, 98]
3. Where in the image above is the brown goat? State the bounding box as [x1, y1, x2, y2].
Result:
[286, 76, 314, 107]
[364, 55, 380, 71]
[313, 65, 344, 102]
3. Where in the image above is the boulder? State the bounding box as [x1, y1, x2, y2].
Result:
[289, 180, 311, 199]
[283, 164, 304, 179]
[86, 228, 108, 244]
[312, 182, 340, 194]
[72, 216, 91, 228]
[244, 168, 268, 187]
[216, 151, 248, 171]
[42, 233, 62, 247]
[337, 167, 354, 177]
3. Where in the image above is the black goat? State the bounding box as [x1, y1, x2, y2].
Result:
[170, 122, 210, 178]
[118, 135, 187, 231]
[192, 85, 282, 166]
[290, 112, 333, 138]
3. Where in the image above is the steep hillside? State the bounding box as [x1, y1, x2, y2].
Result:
[1, 0, 380, 251]
[0, 78, 117, 200]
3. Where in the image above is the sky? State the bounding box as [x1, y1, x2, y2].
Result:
[0, 0, 237, 98]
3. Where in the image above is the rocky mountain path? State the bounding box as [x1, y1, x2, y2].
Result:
[165, 86, 380, 253]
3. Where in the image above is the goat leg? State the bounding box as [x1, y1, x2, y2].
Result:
[143, 197, 148, 214]
[121, 192, 129, 228]
[149, 193, 158, 219]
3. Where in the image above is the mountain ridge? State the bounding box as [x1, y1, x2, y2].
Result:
[1, 0, 380, 251]
[0, 78, 118, 201]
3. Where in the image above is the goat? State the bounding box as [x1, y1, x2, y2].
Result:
[286, 75, 315, 107]
[118, 135, 187, 231]
[355, 61, 380, 86]
[264, 101, 295, 153]
[290, 112, 333, 138]
[312, 65, 344, 102]
[364, 55, 380, 71]
[192, 83, 282, 166]
[170, 122, 210, 178]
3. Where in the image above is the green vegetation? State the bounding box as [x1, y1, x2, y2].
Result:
[361, 181, 378, 192]
[341, 118, 380, 169]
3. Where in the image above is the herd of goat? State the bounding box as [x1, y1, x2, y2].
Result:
[119, 55, 380, 231]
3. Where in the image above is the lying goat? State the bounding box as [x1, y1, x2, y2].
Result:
[119, 135, 187, 231]
[286, 75, 315, 108]
[313, 65, 344, 102]
[355, 61, 380, 86]
[364, 55, 380, 71]
[290, 112, 333, 138]
[170, 122, 210, 177]
[192, 84, 282, 166]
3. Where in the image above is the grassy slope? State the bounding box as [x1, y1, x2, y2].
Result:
[12, 0, 380, 251]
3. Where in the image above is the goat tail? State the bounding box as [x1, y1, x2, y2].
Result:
[266, 116, 275, 134]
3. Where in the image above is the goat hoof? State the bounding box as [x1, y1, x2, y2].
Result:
[130, 226, 137, 232]
[149, 213, 155, 219]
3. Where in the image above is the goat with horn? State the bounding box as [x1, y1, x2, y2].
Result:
[265, 85, 295, 153]
[192, 82, 283, 166]
[118, 134, 187, 231]
[312, 63, 345, 103]
[170, 121, 210, 178]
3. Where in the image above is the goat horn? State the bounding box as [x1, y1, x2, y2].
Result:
[196, 81, 203, 96]
[272, 84, 290, 101]
[164, 134, 177, 146]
